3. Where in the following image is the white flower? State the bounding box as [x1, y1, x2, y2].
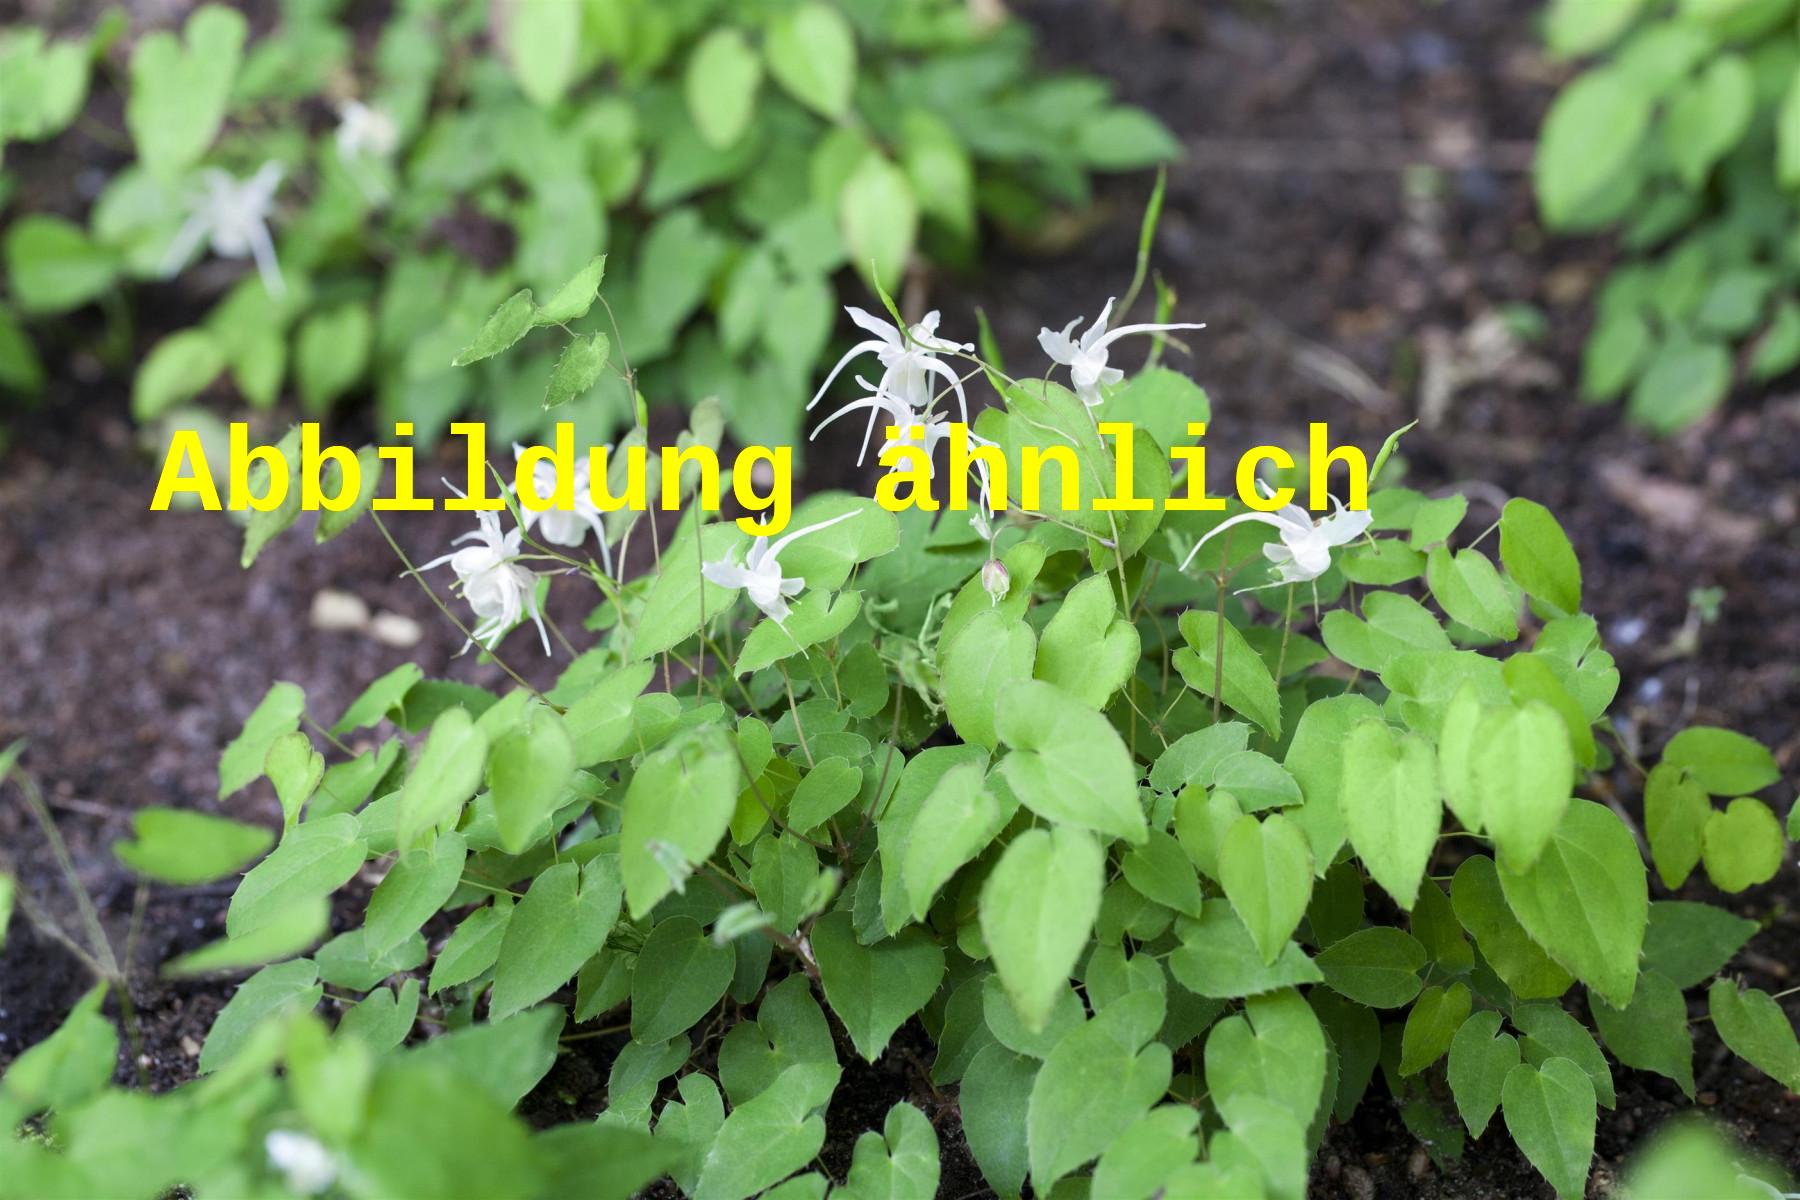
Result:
[807, 308, 972, 448]
[335, 100, 398, 161]
[1178, 482, 1371, 589]
[265, 1131, 335, 1195]
[420, 505, 550, 655]
[1038, 297, 1204, 407]
[160, 163, 286, 297]
[701, 511, 859, 624]
[512, 443, 615, 578]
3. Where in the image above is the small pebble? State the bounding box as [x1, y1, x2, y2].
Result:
[311, 589, 371, 632]
[1409, 1147, 1430, 1179]
[1344, 1164, 1376, 1200]
[369, 611, 423, 648]
[180, 1035, 201, 1058]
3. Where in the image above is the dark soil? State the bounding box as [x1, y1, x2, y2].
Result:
[3, 0, 1798, 1197]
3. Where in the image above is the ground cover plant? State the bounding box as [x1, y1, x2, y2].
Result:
[0, 0, 1174, 449]
[3, 239, 1796, 1197]
[1538, 0, 1800, 432]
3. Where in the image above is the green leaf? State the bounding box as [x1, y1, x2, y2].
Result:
[112, 807, 272, 885]
[1497, 800, 1647, 1009]
[1400, 982, 1471, 1075]
[1628, 336, 1731, 434]
[1034, 574, 1139, 708]
[544, 333, 611, 410]
[735, 591, 863, 677]
[1642, 900, 1756, 988]
[126, 5, 246, 178]
[199, 959, 320, 1074]
[1282, 693, 1382, 870]
[1663, 54, 1752, 187]
[1535, 70, 1649, 228]
[1218, 813, 1313, 965]
[1090, 1105, 1202, 1200]
[694, 1063, 838, 1200]
[5, 214, 117, 316]
[1499, 498, 1582, 615]
[1592, 969, 1694, 1097]
[1427, 546, 1519, 641]
[996, 680, 1147, 843]
[1451, 855, 1573, 999]
[501, 0, 580, 106]
[264, 730, 323, 827]
[980, 827, 1104, 1034]
[163, 896, 329, 976]
[1122, 827, 1204, 916]
[132, 329, 225, 420]
[1075, 106, 1182, 170]
[1169, 901, 1323, 999]
[1339, 719, 1441, 910]
[1662, 727, 1781, 796]
[1503, 1058, 1596, 1199]
[1448, 1010, 1519, 1138]
[534, 255, 608, 326]
[837, 1102, 939, 1200]
[1174, 610, 1283, 735]
[1545, 0, 1643, 56]
[1151, 722, 1250, 793]
[1702, 798, 1784, 893]
[629, 522, 746, 660]
[839, 154, 917, 294]
[0, 985, 117, 1114]
[352, 1063, 539, 1199]
[811, 911, 944, 1062]
[620, 727, 740, 918]
[296, 303, 373, 414]
[903, 762, 1003, 921]
[226, 814, 365, 938]
[315, 445, 381, 544]
[1780, 66, 1800, 189]
[429, 901, 512, 994]
[397, 707, 490, 854]
[1645, 764, 1709, 889]
[333, 664, 422, 734]
[941, 608, 1036, 750]
[764, 2, 856, 119]
[784, 756, 860, 832]
[1314, 927, 1427, 1008]
[563, 662, 657, 765]
[631, 914, 736, 1043]
[1708, 978, 1800, 1091]
[1476, 702, 1573, 873]
[1027, 991, 1174, 1191]
[491, 858, 621, 1020]
[452, 289, 536, 367]
[899, 110, 975, 239]
[365, 832, 467, 957]
[686, 28, 763, 149]
[1203, 988, 1326, 1131]
[488, 705, 576, 854]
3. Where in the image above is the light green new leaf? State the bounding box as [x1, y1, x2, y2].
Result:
[333, 663, 421, 734]
[1498, 800, 1647, 1009]
[734, 590, 863, 677]
[563, 662, 657, 765]
[1203, 988, 1327, 1131]
[1544, 0, 1642, 57]
[788, 756, 863, 831]
[1168, 901, 1323, 1000]
[812, 911, 944, 1062]
[1212, 751, 1302, 812]
[1502, 1058, 1596, 1199]
[1475, 701, 1572, 872]
[687, 29, 762, 149]
[1027, 991, 1174, 1190]
[620, 727, 739, 918]
[452, 289, 536, 367]
[1665, 54, 1753, 188]
[126, 5, 246, 179]
[980, 827, 1104, 1033]
[1034, 573, 1140, 707]
[903, 761, 1002, 921]
[1339, 720, 1441, 910]
[1427, 546, 1519, 641]
[996, 680, 1146, 844]
[1152, 721, 1250, 793]
[1535, 70, 1649, 228]
[941, 607, 1036, 750]
[836, 1102, 939, 1200]
[840, 155, 916, 293]
[1708, 978, 1800, 1091]
[0, 985, 117, 1113]
[1314, 928, 1427, 1009]
[1174, 610, 1282, 735]
[694, 1063, 838, 1200]
[132, 328, 225, 420]
[397, 707, 489, 853]
[226, 814, 364, 938]
[1400, 982, 1470, 1075]
[502, 0, 580, 107]
[1592, 969, 1694, 1097]
[1218, 813, 1313, 965]
[765, 2, 856, 119]
[543, 333, 610, 410]
[1448, 1010, 1519, 1138]
[1498, 498, 1581, 615]
[1663, 727, 1781, 796]
[1701, 797, 1784, 893]
[1123, 826, 1204, 915]
[1451, 856, 1573, 999]
[199, 959, 320, 1074]
[629, 523, 746, 660]
[219, 681, 305, 799]
[163, 896, 329, 977]
[1282, 693, 1382, 871]
[265, 730, 323, 828]
[1645, 764, 1709, 889]
[491, 858, 621, 1020]
[113, 808, 272, 886]
[631, 915, 736, 1043]
[429, 900, 512, 994]
[364, 831, 467, 957]
[488, 704, 576, 854]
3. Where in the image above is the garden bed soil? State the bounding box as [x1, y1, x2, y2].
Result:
[3, 0, 1799, 1196]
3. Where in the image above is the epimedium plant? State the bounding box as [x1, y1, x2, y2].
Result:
[1536, 0, 1800, 433]
[5, 269, 1800, 1199]
[0, 0, 1176, 452]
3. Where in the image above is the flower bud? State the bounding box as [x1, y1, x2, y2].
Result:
[981, 558, 1009, 605]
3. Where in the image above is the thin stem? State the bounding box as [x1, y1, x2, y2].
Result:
[779, 663, 815, 768]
